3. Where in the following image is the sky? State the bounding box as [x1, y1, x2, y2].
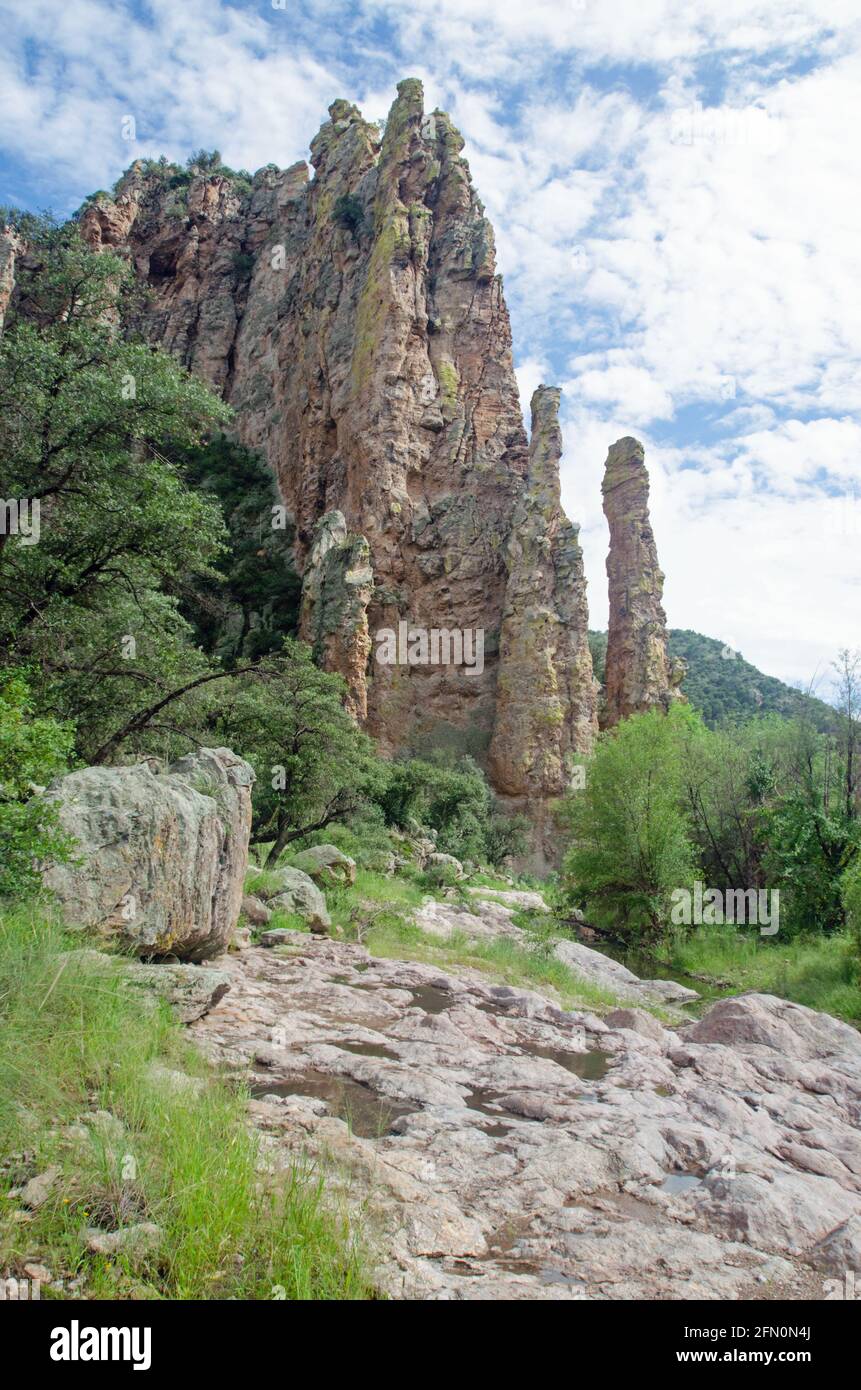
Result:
[2, 0, 860, 698]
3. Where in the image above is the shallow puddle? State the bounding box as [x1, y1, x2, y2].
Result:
[465, 1086, 520, 1125]
[660, 1172, 703, 1195]
[517, 1042, 612, 1081]
[249, 1069, 416, 1137]
[335, 1039, 401, 1061]
[406, 983, 457, 1015]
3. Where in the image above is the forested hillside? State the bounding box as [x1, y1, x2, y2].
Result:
[589, 629, 839, 731]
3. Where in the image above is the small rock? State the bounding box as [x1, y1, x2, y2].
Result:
[85, 1222, 162, 1263]
[144, 1063, 205, 1096]
[241, 894, 271, 927]
[19, 1167, 60, 1210]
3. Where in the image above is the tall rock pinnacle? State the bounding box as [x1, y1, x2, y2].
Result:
[489, 386, 598, 799]
[71, 79, 598, 824]
[601, 437, 683, 727]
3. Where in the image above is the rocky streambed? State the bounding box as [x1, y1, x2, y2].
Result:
[189, 898, 861, 1301]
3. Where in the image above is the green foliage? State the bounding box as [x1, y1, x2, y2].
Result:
[177, 434, 301, 661]
[562, 706, 701, 944]
[841, 856, 861, 957]
[0, 218, 242, 765]
[0, 673, 75, 899]
[668, 629, 839, 731]
[206, 641, 384, 867]
[589, 628, 839, 731]
[333, 193, 364, 236]
[373, 754, 527, 865]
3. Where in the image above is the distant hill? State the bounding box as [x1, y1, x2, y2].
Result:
[587, 629, 839, 732]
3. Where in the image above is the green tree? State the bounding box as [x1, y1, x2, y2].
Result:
[0, 217, 235, 761]
[0, 671, 75, 898]
[562, 705, 701, 944]
[206, 641, 384, 867]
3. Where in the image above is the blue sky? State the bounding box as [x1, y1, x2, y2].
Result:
[2, 0, 860, 694]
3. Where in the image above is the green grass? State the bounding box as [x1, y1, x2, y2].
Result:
[0, 903, 376, 1300]
[665, 927, 861, 1023]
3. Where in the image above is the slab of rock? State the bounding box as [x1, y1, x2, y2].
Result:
[685, 993, 861, 1062]
[291, 844, 357, 885]
[552, 939, 698, 1007]
[189, 937, 861, 1300]
[43, 747, 254, 961]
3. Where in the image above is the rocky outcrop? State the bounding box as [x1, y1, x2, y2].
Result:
[72, 80, 597, 803]
[43, 747, 254, 960]
[190, 928, 861, 1300]
[601, 437, 683, 727]
[489, 387, 598, 801]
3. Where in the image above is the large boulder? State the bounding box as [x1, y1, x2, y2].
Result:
[43, 748, 254, 961]
[291, 844, 356, 885]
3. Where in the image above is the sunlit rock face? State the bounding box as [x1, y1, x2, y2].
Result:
[80, 79, 597, 809]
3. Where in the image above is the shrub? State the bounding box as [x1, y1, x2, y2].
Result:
[333, 194, 364, 236]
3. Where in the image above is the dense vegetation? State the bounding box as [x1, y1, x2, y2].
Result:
[562, 679, 861, 968]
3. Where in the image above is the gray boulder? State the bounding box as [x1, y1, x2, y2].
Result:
[43, 747, 254, 961]
[291, 843, 357, 885]
[425, 852, 464, 879]
[264, 866, 331, 932]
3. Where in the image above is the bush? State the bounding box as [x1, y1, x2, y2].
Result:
[0, 672, 75, 899]
[372, 755, 524, 865]
[562, 706, 700, 945]
[333, 194, 364, 236]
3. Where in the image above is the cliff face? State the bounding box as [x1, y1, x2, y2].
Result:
[601, 436, 684, 727]
[78, 79, 598, 798]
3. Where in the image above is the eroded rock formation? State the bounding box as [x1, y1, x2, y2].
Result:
[601, 436, 684, 727]
[489, 386, 598, 798]
[75, 79, 598, 800]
